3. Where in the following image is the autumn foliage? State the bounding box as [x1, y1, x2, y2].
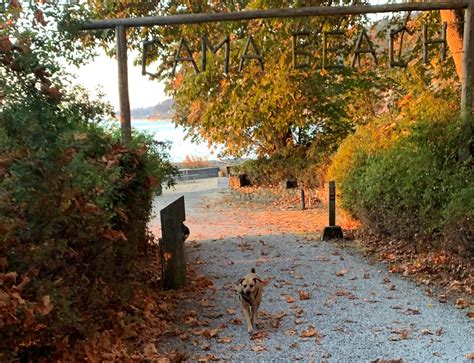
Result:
[181, 155, 211, 169]
[329, 84, 473, 257]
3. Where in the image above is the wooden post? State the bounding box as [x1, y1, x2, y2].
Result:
[321, 181, 343, 240]
[460, 2, 473, 162]
[160, 196, 186, 289]
[329, 181, 336, 226]
[300, 187, 305, 210]
[116, 25, 132, 146]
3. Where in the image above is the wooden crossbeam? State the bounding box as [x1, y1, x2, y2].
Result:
[79, 2, 469, 30]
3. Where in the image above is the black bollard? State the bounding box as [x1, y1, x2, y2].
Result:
[321, 181, 343, 240]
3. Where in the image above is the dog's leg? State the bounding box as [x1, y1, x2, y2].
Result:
[242, 304, 253, 334]
[252, 302, 260, 329]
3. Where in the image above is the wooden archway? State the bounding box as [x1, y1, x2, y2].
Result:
[79, 1, 472, 160]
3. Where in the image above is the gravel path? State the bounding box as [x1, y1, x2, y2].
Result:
[155, 178, 473, 362]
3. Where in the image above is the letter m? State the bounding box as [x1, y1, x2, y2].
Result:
[201, 36, 230, 74]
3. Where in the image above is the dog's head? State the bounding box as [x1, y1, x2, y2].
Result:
[238, 268, 262, 298]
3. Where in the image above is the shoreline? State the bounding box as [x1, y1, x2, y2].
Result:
[113, 115, 173, 122]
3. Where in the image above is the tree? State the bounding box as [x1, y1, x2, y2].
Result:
[84, 0, 385, 162]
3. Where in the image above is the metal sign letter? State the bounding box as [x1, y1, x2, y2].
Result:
[423, 22, 447, 64]
[292, 31, 311, 69]
[201, 35, 230, 74]
[352, 28, 378, 68]
[322, 30, 344, 69]
[172, 37, 200, 76]
[239, 35, 264, 72]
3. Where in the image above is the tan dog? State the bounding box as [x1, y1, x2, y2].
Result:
[237, 268, 263, 334]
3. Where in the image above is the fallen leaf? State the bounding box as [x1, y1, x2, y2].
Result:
[274, 311, 287, 320]
[300, 326, 318, 338]
[336, 268, 349, 277]
[37, 295, 54, 315]
[389, 329, 409, 341]
[143, 343, 158, 357]
[299, 291, 310, 300]
[404, 308, 420, 315]
[287, 296, 296, 303]
[251, 345, 266, 352]
[217, 336, 232, 344]
[197, 354, 220, 362]
[250, 331, 267, 340]
[199, 300, 216, 308]
[201, 329, 219, 338]
[226, 308, 236, 315]
[229, 318, 242, 325]
[465, 353, 474, 360]
[454, 298, 469, 309]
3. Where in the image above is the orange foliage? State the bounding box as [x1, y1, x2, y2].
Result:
[181, 155, 211, 169]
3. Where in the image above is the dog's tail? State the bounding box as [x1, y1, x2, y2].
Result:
[251, 268, 256, 273]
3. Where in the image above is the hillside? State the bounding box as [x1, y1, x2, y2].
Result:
[130, 99, 174, 119]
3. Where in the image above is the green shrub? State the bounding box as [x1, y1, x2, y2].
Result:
[0, 6, 177, 358]
[329, 93, 472, 255]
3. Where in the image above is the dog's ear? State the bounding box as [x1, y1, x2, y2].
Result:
[253, 277, 262, 283]
[239, 277, 244, 285]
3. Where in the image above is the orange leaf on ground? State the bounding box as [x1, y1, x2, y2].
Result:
[251, 345, 266, 352]
[454, 298, 470, 309]
[465, 353, 474, 360]
[299, 291, 310, 300]
[251, 331, 268, 340]
[143, 343, 158, 357]
[300, 326, 318, 338]
[197, 354, 220, 362]
[336, 268, 349, 277]
[201, 329, 219, 338]
[287, 296, 296, 303]
[36, 295, 53, 315]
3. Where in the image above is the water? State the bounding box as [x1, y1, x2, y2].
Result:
[131, 119, 220, 162]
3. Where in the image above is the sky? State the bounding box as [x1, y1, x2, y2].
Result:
[72, 0, 391, 112]
[72, 49, 166, 111]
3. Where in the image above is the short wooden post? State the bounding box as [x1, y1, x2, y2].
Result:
[329, 181, 336, 226]
[321, 181, 343, 240]
[300, 187, 306, 210]
[160, 196, 186, 289]
[460, 2, 473, 162]
[116, 25, 132, 146]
